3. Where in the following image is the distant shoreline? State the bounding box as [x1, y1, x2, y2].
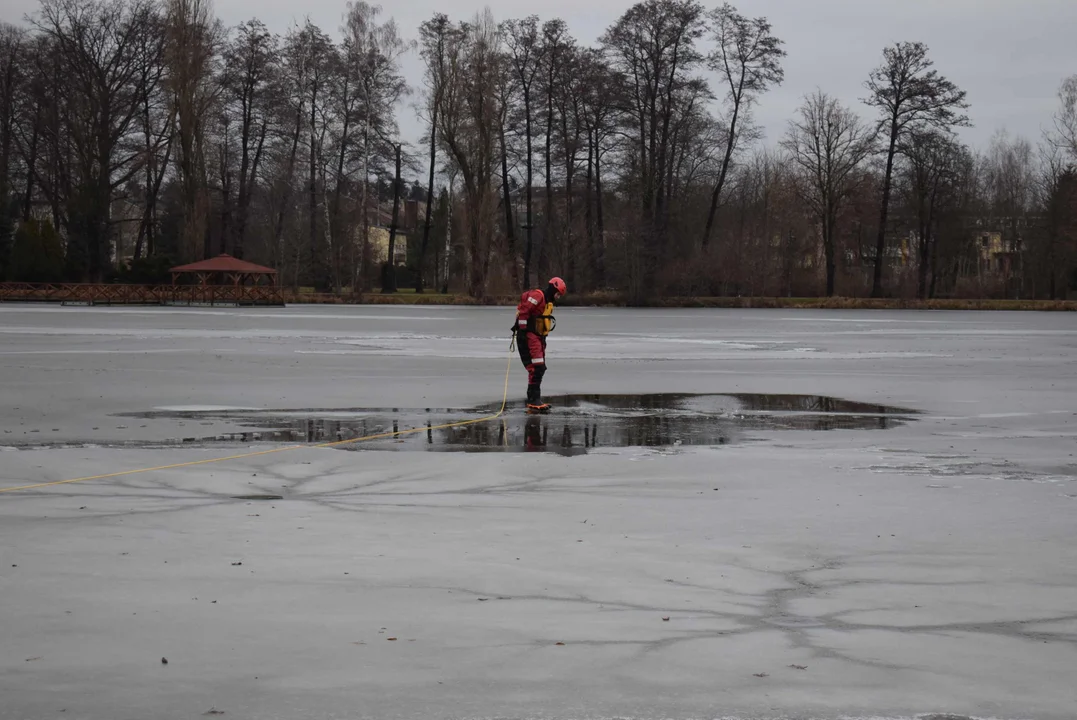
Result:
[285, 293, 1077, 312]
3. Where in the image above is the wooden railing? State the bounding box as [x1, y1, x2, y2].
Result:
[0, 282, 284, 306]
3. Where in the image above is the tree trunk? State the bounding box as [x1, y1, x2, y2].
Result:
[823, 209, 836, 297]
[702, 96, 742, 249]
[872, 118, 900, 297]
[928, 229, 941, 299]
[236, 88, 253, 259]
[273, 104, 303, 285]
[330, 108, 351, 289]
[236, 116, 268, 261]
[0, 45, 13, 254]
[563, 122, 575, 289]
[523, 95, 534, 289]
[917, 230, 929, 300]
[22, 112, 40, 222]
[466, 182, 486, 299]
[357, 127, 371, 293]
[543, 78, 553, 279]
[594, 139, 605, 288]
[585, 128, 595, 289]
[441, 178, 453, 294]
[322, 163, 336, 292]
[499, 123, 518, 290]
[308, 92, 321, 290]
[219, 144, 232, 256]
[417, 105, 437, 293]
[384, 144, 401, 293]
[134, 91, 155, 261]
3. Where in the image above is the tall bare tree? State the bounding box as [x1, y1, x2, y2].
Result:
[578, 50, 622, 289]
[863, 41, 969, 297]
[131, 10, 170, 261]
[0, 24, 26, 276]
[220, 20, 277, 259]
[166, 0, 221, 263]
[538, 19, 572, 279]
[383, 142, 401, 291]
[1035, 166, 1077, 298]
[341, 1, 410, 291]
[898, 130, 966, 299]
[438, 12, 500, 298]
[494, 46, 519, 290]
[501, 16, 542, 288]
[782, 90, 875, 296]
[701, 2, 785, 249]
[1050, 75, 1077, 162]
[270, 23, 314, 282]
[417, 13, 450, 292]
[556, 45, 592, 289]
[306, 24, 334, 290]
[602, 0, 706, 297]
[33, 0, 163, 279]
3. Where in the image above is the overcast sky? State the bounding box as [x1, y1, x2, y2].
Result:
[7, 0, 1077, 168]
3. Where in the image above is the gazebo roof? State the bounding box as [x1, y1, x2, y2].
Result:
[170, 254, 277, 275]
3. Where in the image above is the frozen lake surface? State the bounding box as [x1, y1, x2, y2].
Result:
[1, 304, 1076, 720]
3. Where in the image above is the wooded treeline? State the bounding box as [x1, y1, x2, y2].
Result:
[1, 0, 1075, 300]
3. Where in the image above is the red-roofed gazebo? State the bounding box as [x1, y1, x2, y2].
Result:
[170, 254, 278, 287]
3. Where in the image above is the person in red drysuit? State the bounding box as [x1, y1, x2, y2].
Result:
[512, 276, 566, 409]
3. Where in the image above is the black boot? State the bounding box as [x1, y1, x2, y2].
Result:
[527, 384, 548, 411]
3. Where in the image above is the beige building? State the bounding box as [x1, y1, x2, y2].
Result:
[365, 226, 408, 266]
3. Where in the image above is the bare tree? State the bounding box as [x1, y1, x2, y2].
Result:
[288, 20, 334, 290]
[341, 1, 411, 292]
[272, 23, 314, 283]
[220, 20, 277, 259]
[782, 90, 875, 296]
[131, 11, 171, 261]
[1052, 75, 1077, 161]
[33, 0, 163, 279]
[417, 13, 450, 292]
[982, 129, 1036, 223]
[578, 50, 622, 289]
[384, 142, 401, 291]
[1036, 166, 1077, 299]
[898, 130, 966, 299]
[977, 129, 1036, 296]
[555, 44, 587, 288]
[602, 0, 706, 297]
[0, 24, 26, 276]
[494, 46, 519, 290]
[501, 16, 542, 288]
[438, 12, 500, 298]
[166, 0, 221, 263]
[538, 19, 572, 278]
[701, 2, 785, 249]
[863, 41, 969, 297]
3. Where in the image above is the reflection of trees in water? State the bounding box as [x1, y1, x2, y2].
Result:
[438, 414, 734, 450]
[170, 393, 912, 450]
[730, 394, 899, 415]
[529, 393, 909, 416]
[192, 411, 895, 449]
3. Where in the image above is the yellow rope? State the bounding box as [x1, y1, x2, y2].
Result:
[0, 343, 515, 495]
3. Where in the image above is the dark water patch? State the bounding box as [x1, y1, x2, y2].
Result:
[104, 393, 917, 455]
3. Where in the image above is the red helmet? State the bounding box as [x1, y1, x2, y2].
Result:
[549, 277, 567, 297]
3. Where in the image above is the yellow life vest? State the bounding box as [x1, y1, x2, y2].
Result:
[533, 302, 556, 337]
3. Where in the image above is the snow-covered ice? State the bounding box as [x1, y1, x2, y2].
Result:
[1, 304, 1075, 720]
